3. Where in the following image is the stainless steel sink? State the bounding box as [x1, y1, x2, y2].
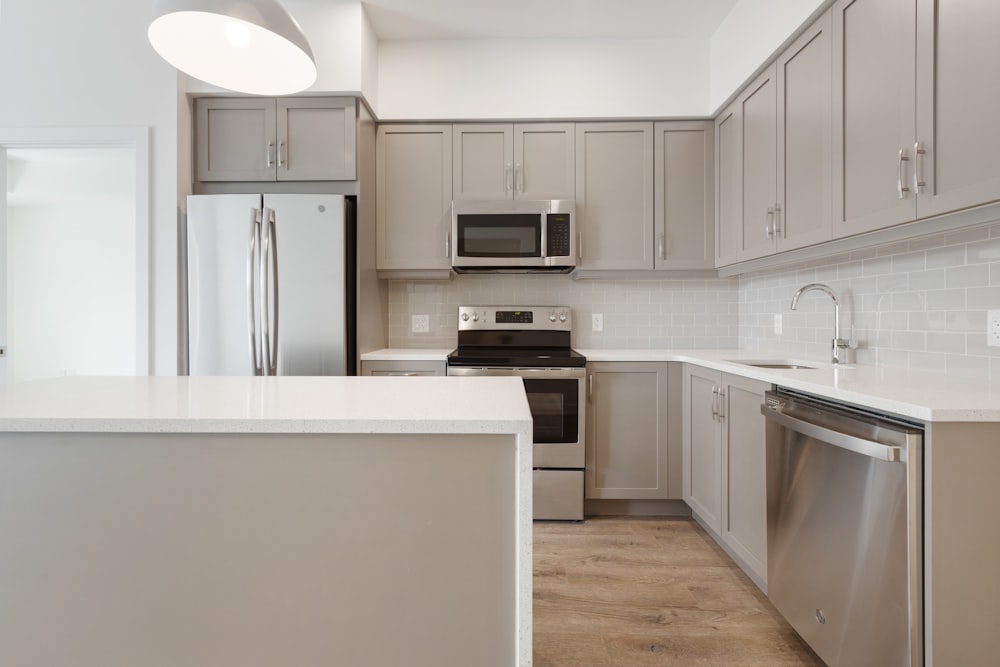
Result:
[728, 360, 816, 370]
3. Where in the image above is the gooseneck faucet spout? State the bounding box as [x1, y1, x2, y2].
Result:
[790, 283, 849, 364]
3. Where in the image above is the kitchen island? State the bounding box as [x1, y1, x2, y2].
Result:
[0, 376, 533, 667]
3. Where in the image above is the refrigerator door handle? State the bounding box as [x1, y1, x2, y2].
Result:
[266, 208, 279, 376]
[247, 209, 262, 375]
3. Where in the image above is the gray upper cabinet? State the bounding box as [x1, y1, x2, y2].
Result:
[914, 0, 1000, 218]
[654, 121, 715, 270]
[715, 101, 741, 267]
[376, 125, 453, 272]
[575, 122, 655, 271]
[452, 123, 574, 201]
[832, 0, 1000, 235]
[832, 0, 917, 236]
[737, 66, 779, 262]
[196, 97, 356, 182]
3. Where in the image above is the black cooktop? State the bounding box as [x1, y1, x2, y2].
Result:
[447, 347, 587, 368]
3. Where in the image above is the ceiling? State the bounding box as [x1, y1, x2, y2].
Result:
[360, 0, 741, 41]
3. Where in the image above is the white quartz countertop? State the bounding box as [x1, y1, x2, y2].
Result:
[0, 376, 533, 434]
[579, 349, 1000, 422]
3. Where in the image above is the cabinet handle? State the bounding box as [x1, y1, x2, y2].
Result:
[578, 231, 584, 260]
[266, 141, 275, 168]
[717, 389, 726, 422]
[515, 163, 523, 193]
[913, 142, 926, 193]
[588, 374, 593, 403]
[765, 207, 775, 239]
[278, 140, 286, 168]
[505, 163, 513, 192]
[657, 233, 665, 260]
[445, 231, 451, 259]
[711, 386, 719, 420]
[897, 148, 911, 199]
[773, 203, 782, 238]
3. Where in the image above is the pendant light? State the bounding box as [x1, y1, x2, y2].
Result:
[148, 0, 317, 96]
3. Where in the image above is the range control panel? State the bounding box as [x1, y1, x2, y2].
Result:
[457, 306, 572, 332]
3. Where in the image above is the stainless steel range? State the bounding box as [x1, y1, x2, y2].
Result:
[447, 306, 585, 521]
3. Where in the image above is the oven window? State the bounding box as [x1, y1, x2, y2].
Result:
[457, 214, 541, 257]
[523, 378, 579, 444]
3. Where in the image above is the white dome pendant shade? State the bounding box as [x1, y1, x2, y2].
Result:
[148, 0, 317, 95]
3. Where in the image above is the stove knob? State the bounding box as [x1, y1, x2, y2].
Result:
[549, 313, 557, 322]
[558, 313, 567, 322]
[461, 313, 469, 322]
[472, 313, 480, 322]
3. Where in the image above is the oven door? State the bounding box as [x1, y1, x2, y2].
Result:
[446, 366, 585, 469]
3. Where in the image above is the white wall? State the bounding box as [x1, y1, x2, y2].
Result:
[376, 38, 709, 120]
[0, 0, 179, 375]
[709, 0, 829, 112]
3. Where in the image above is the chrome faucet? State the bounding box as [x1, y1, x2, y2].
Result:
[790, 283, 850, 364]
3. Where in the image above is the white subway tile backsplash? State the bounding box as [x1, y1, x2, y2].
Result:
[385, 220, 1000, 382]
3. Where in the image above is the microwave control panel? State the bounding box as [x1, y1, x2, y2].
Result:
[546, 213, 572, 257]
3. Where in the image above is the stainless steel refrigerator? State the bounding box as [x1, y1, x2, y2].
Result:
[185, 193, 356, 376]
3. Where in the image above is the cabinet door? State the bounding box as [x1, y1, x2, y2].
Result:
[715, 102, 741, 267]
[682, 366, 722, 531]
[832, 0, 917, 236]
[575, 123, 655, 270]
[453, 124, 513, 200]
[776, 11, 833, 252]
[195, 98, 276, 182]
[277, 97, 356, 181]
[376, 125, 453, 271]
[585, 362, 673, 500]
[514, 123, 575, 200]
[915, 0, 1000, 217]
[654, 121, 715, 270]
[738, 66, 778, 262]
[721, 374, 770, 582]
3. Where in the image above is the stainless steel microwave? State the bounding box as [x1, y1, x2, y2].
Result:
[451, 199, 576, 273]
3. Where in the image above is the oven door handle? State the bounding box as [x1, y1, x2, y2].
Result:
[446, 367, 516, 377]
[515, 367, 586, 379]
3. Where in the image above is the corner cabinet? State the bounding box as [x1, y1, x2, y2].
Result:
[585, 362, 680, 500]
[376, 125, 453, 274]
[715, 11, 833, 266]
[452, 123, 575, 201]
[195, 97, 356, 182]
[682, 365, 771, 586]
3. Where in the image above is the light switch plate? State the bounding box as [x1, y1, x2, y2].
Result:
[592, 313, 604, 332]
[988, 310, 1000, 347]
[411, 314, 430, 333]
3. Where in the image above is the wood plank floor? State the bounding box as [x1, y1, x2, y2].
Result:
[533, 516, 825, 666]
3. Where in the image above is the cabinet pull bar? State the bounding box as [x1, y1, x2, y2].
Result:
[278, 140, 286, 168]
[711, 386, 719, 420]
[717, 390, 726, 422]
[515, 163, 523, 192]
[445, 231, 451, 259]
[578, 231, 584, 260]
[505, 163, 513, 192]
[765, 207, 775, 240]
[913, 142, 926, 192]
[897, 148, 910, 199]
[266, 141, 275, 168]
[588, 374, 593, 402]
[774, 204, 783, 238]
[658, 233, 665, 260]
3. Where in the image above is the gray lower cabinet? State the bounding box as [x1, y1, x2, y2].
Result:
[195, 97, 356, 182]
[682, 365, 770, 586]
[360, 360, 446, 376]
[375, 125, 453, 274]
[585, 362, 680, 500]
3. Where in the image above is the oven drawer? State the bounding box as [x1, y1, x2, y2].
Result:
[533, 469, 583, 521]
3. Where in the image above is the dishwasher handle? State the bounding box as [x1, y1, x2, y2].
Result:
[761, 404, 902, 463]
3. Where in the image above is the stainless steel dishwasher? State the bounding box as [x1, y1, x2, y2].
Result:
[762, 389, 923, 667]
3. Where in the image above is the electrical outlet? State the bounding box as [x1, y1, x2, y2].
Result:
[411, 314, 430, 333]
[592, 313, 604, 332]
[988, 310, 1000, 347]
[773, 314, 783, 335]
